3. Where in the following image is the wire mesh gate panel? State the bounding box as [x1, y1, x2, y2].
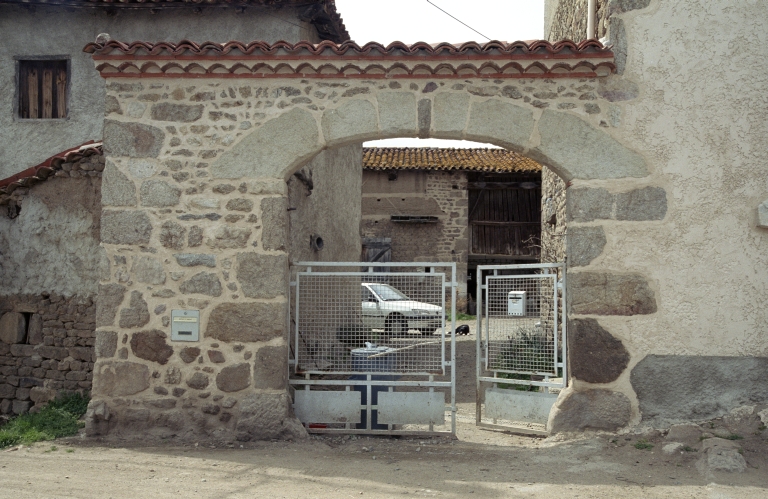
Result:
[475, 263, 566, 434]
[289, 262, 457, 436]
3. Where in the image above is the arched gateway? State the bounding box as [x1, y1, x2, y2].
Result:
[85, 39, 660, 440]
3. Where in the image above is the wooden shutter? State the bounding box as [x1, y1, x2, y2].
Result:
[18, 60, 67, 119]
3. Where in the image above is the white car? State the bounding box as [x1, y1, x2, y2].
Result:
[361, 283, 443, 336]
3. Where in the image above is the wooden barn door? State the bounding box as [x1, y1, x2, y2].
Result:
[468, 174, 541, 260]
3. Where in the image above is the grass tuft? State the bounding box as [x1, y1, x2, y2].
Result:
[724, 434, 743, 440]
[634, 439, 654, 450]
[0, 392, 90, 449]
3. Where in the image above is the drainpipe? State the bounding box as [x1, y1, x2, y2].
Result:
[587, 0, 596, 40]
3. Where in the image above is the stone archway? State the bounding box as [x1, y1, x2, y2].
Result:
[86, 39, 664, 440]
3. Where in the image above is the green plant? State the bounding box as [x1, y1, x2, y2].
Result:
[682, 446, 697, 452]
[634, 439, 654, 450]
[724, 434, 743, 441]
[493, 327, 554, 392]
[45, 445, 58, 452]
[66, 448, 75, 453]
[0, 392, 90, 449]
[455, 313, 476, 321]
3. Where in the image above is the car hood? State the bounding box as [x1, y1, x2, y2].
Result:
[380, 301, 442, 313]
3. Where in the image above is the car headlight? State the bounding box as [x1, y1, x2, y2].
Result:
[412, 309, 436, 316]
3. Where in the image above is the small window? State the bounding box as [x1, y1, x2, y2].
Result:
[17, 59, 68, 119]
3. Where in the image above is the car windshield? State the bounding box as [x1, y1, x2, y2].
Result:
[367, 284, 410, 301]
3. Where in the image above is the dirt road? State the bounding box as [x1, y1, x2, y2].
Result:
[1, 428, 766, 499]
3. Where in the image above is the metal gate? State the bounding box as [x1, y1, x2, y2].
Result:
[475, 263, 566, 434]
[289, 262, 457, 436]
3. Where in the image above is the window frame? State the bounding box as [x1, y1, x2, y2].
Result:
[13, 55, 71, 122]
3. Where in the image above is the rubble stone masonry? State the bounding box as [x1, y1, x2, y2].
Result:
[0, 295, 95, 415]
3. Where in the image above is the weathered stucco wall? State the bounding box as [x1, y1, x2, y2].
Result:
[361, 169, 469, 299]
[289, 144, 362, 264]
[0, 174, 103, 297]
[549, 0, 768, 430]
[0, 4, 316, 179]
[0, 155, 103, 415]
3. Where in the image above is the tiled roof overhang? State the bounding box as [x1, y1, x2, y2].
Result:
[363, 148, 541, 174]
[0, 0, 349, 43]
[0, 141, 103, 196]
[84, 39, 615, 79]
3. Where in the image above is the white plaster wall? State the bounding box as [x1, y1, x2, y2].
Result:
[288, 143, 363, 263]
[0, 177, 102, 297]
[574, 0, 768, 358]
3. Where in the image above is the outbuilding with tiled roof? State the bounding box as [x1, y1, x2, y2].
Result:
[361, 147, 543, 309]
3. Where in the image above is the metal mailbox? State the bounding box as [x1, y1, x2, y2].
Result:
[171, 309, 200, 342]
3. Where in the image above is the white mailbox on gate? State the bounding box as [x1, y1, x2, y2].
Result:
[507, 291, 526, 316]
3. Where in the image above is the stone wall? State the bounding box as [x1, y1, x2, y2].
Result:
[361, 169, 469, 299]
[0, 4, 318, 179]
[540, 166, 567, 264]
[0, 153, 103, 414]
[545, 0, 610, 41]
[91, 74, 631, 441]
[0, 295, 95, 415]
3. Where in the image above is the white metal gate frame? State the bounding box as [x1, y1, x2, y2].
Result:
[289, 262, 457, 436]
[475, 262, 567, 433]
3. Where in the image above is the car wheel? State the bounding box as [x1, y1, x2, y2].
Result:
[419, 328, 434, 336]
[386, 314, 407, 337]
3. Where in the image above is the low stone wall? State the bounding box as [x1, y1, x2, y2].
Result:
[0, 294, 95, 415]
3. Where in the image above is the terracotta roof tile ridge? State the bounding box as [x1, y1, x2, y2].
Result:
[0, 141, 103, 193]
[84, 38, 612, 56]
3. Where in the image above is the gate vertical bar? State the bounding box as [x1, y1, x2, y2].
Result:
[561, 264, 568, 388]
[450, 263, 457, 435]
[475, 267, 483, 426]
[294, 271, 301, 374]
[552, 267, 559, 383]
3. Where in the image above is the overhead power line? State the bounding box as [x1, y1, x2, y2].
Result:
[426, 0, 491, 41]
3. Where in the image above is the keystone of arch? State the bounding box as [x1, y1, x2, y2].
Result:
[465, 100, 536, 153]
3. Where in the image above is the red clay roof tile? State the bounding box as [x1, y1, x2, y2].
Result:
[0, 141, 103, 195]
[362, 147, 541, 174]
[84, 38, 611, 58]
